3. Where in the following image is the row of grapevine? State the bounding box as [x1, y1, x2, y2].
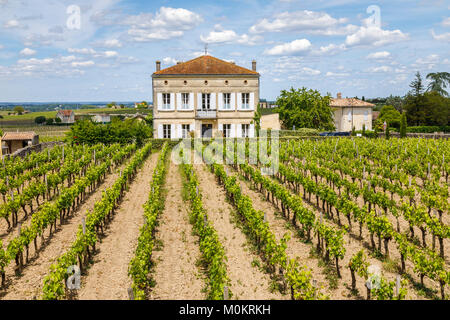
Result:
[276, 143, 449, 299]
[0, 143, 136, 289]
[198, 141, 326, 300]
[128, 142, 169, 300]
[181, 155, 230, 300]
[41, 142, 153, 300]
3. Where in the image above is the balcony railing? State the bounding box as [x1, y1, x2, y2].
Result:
[196, 110, 217, 119]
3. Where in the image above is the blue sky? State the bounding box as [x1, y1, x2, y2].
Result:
[0, 0, 448, 102]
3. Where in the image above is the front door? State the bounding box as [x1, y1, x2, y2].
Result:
[202, 124, 213, 138]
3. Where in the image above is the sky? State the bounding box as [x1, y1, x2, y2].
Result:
[0, 0, 449, 102]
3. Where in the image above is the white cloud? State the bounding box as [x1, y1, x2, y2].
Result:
[71, 61, 95, 67]
[3, 19, 21, 29]
[413, 54, 441, 69]
[163, 57, 177, 65]
[442, 17, 450, 27]
[367, 51, 391, 59]
[366, 66, 392, 73]
[264, 39, 312, 56]
[346, 26, 408, 47]
[250, 10, 357, 36]
[301, 67, 321, 75]
[431, 29, 450, 41]
[326, 71, 350, 77]
[200, 26, 261, 45]
[68, 48, 97, 55]
[20, 48, 37, 56]
[124, 7, 202, 42]
[313, 43, 346, 56]
[92, 39, 123, 48]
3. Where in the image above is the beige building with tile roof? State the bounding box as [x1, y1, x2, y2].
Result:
[1, 132, 39, 155]
[152, 55, 259, 139]
[331, 93, 375, 132]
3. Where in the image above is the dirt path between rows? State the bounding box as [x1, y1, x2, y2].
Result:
[77, 152, 159, 300]
[149, 162, 205, 300]
[0, 160, 131, 300]
[194, 164, 285, 300]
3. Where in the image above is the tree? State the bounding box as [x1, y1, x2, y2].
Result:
[400, 113, 407, 138]
[379, 105, 401, 128]
[410, 72, 424, 97]
[385, 123, 390, 140]
[275, 87, 335, 131]
[55, 117, 62, 124]
[35, 116, 46, 125]
[426, 72, 450, 97]
[13, 106, 24, 115]
[385, 95, 404, 113]
[46, 118, 54, 125]
[351, 126, 356, 136]
[362, 124, 366, 136]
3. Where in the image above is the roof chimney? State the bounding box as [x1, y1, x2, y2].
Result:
[252, 60, 256, 71]
[337, 92, 342, 99]
[156, 60, 161, 72]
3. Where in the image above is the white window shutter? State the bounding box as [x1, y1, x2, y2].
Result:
[158, 124, 163, 138]
[237, 93, 242, 110]
[249, 124, 255, 138]
[189, 93, 194, 110]
[177, 93, 182, 110]
[210, 93, 216, 110]
[170, 124, 175, 138]
[237, 124, 242, 138]
[348, 110, 352, 122]
[157, 93, 162, 110]
[249, 93, 255, 110]
[218, 123, 223, 134]
[170, 93, 175, 110]
[197, 93, 202, 110]
[218, 93, 223, 110]
[231, 93, 236, 110]
[177, 124, 182, 138]
[230, 124, 236, 138]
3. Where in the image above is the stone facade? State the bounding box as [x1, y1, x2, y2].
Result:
[152, 55, 259, 139]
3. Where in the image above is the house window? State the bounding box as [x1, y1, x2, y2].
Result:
[202, 93, 211, 110]
[241, 124, 250, 138]
[181, 93, 190, 110]
[163, 124, 171, 139]
[242, 93, 250, 109]
[223, 124, 231, 138]
[223, 93, 231, 109]
[364, 110, 369, 121]
[182, 124, 191, 138]
[162, 93, 171, 110]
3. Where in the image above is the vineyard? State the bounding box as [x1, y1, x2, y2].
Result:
[0, 137, 448, 300]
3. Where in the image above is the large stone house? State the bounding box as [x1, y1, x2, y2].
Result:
[331, 93, 375, 132]
[152, 55, 259, 139]
[56, 110, 75, 124]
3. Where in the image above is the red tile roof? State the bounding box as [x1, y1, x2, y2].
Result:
[153, 55, 259, 76]
[330, 98, 375, 108]
[2, 132, 37, 141]
[57, 110, 74, 116]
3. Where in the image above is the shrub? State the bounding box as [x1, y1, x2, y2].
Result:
[35, 116, 46, 124]
[46, 118, 54, 125]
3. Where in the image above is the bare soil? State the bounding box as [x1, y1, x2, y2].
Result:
[149, 162, 205, 300]
[77, 152, 160, 300]
[194, 164, 286, 300]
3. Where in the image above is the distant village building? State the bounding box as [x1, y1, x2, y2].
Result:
[1, 132, 39, 155]
[152, 55, 259, 139]
[56, 110, 75, 124]
[91, 114, 111, 124]
[331, 93, 375, 131]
